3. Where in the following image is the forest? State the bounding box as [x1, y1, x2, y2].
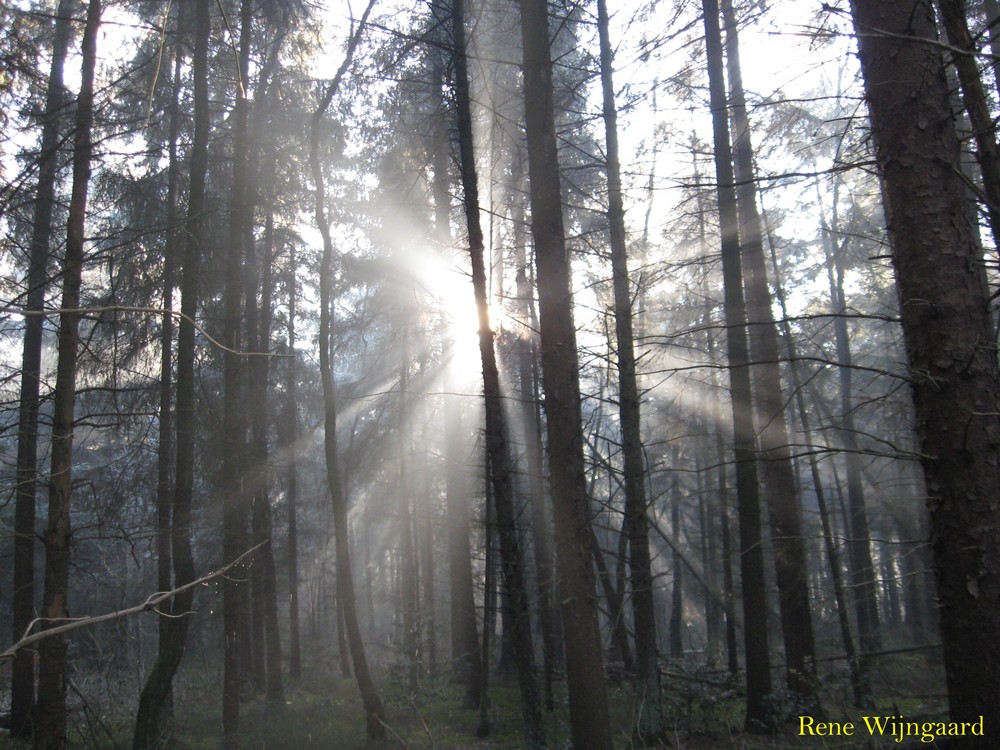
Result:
[1, 0, 999, 748]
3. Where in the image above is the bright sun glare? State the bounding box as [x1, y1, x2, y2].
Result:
[407, 248, 484, 389]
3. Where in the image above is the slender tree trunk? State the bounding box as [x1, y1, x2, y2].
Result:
[669, 489, 684, 659]
[813, 186, 877, 705]
[426, 10, 483, 703]
[595, 0, 665, 740]
[984, 0, 1000, 98]
[849, 1, 1000, 739]
[399, 347, 422, 696]
[453, 1, 545, 744]
[445, 389, 483, 707]
[220, 0, 256, 732]
[701, 0, 774, 730]
[149, 15, 183, 741]
[476, 469, 494, 738]
[587, 516, 633, 672]
[765, 209, 865, 707]
[310, 5, 385, 737]
[697, 458, 722, 668]
[518, 1, 614, 747]
[133, 1, 205, 746]
[938, 0, 1000, 249]
[515, 268, 558, 711]
[510, 139, 559, 702]
[720, 0, 821, 713]
[421, 434, 438, 677]
[698, 167, 740, 680]
[35, 3, 100, 748]
[247, 213, 284, 711]
[285, 251, 302, 681]
[10, 0, 75, 739]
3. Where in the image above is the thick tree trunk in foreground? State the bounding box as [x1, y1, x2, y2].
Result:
[849, 0, 1000, 739]
[518, 1, 614, 748]
[10, 0, 75, 739]
[35, 3, 100, 748]
[702, 0, 774, 731]
[452, 1, 545, 744]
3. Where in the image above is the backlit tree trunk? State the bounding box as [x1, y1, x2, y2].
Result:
[596, 0, 665, 740]
[134, 1, 206, 746]
[452, 1, 545, 744]
[720, 0, 821, 713]
[518, 0, 614, 747]
[701, 0, 774, 730]
[311, 3, 385, 737]
[10, 0, 75, 739]
[35, 2, 100, 747]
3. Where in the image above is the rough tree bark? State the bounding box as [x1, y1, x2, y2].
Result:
[849, 0, 1000, 740]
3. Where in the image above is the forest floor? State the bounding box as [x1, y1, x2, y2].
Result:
[0, 653, 949, 749]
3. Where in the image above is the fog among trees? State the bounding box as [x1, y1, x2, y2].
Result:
[1, 0, 999, 748]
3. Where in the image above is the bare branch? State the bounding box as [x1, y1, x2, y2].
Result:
[1, 543, 264, 661]
[0, 305, 290, 358]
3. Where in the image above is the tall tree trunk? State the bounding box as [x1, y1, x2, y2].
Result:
[10, 0, 75, 739]
[984, 0, 1000, 98]
[247, 224, 284, 710]
[133, 0, 206, 745]
[938, 0, 1000, 249]
[697, 457, 722, 668]
[849, 0, 1000, 739]
[510, 136, 560, 702]
[420, 424, 438, 677]
[720, 0, 821, 714]
[310, 4, 385, 737]
[284, 250, 302, 681]
[701, 0, 774, 730]
[814, 180, 878, 705]
[444, 389, 483, 707]
[518, 1, 614, 747]
[35, 3, 100, 747]
[668, 487, 684, 659]
[220, 0, 256, 733]
[766, 206, 865, 707]
[452, 1, 545, 744]
[476, 469, 495, 738]
[426, 10, 483, 703]
[149, 14, 183, 741]
[399, 346, 422, 697]
[245, 49, 284, 707]
[515, 268, 558, 711]
[595, 0, 665, 740]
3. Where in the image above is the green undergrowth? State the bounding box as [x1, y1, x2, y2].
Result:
[0, 660, 948, 749]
